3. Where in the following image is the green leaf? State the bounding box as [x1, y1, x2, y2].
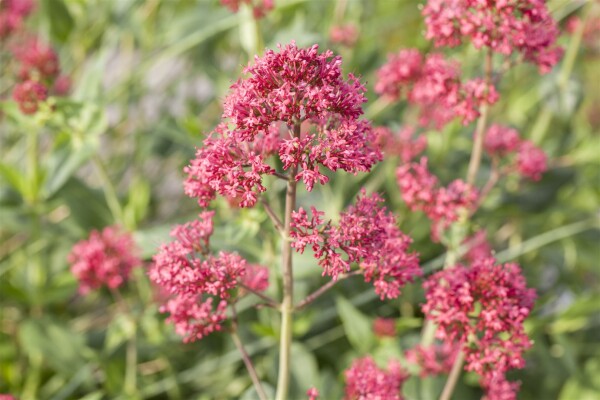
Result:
[0, 162, 25, 196]
[43, 140, 97, 199]
[44, 0, 74, 42]
[289, 343, 320, 398]
[335, 296, 374, 353]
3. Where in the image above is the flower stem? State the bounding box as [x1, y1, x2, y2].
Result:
[466, 49, 494, 186]
[239, 282, 279, 308]
[110, 287, 138, 397]
[295, 270, 361, 311]
[261, 196, 284, 233]
[231, 305, 269, 400]
[91, 153, 125, 225]
[439, 350, 465, 400]
[274, 123, 300, 400]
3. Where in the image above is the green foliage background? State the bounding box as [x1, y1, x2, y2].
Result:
[0, 0, 598, 399]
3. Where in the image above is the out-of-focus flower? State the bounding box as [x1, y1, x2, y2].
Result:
[52, 74, 71, 96]
[422, 257, 536, 399]
[241, 264, 270, 293]
[484, 124, 521, 156]
[517, 140, 547, 181]
[13, 38, 60, 80]
[405, 342, 459, 377]
[330, 24, 359, 47]
[0, 0, 34, 39]
[373, 126, 427, 162]
[12, 79, 47, 114]
[422, 0, 563, 73]
[343, 357, 407, 400]
[68, 226, 141, 295]
[373, 317, 396, 338]
[463, 230, 492, 263]
[376, 50, 498, 128]
[397, 157, 478, 241]
[291, 189, 421, 299]
[220, 0, 273, 18]
[307, 387, 320, 400]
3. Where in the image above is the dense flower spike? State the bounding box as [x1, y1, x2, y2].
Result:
[484, 124, 521, 156]
[149, 212, 269, 342]
[0, 0, 34, 38]
[343, 357, 407, 400]
[375, 50, 498, 128]
[224, 42, 367, 141]
[396, 157, 478, 241]
[422, 258, 536, 399]
[291, 190, 421, 299]
[517, 140, 547, 181]
[422, 0, 563, 73]
[68, 226, 141, 295]
[220, 0, 273, 19]
[405, 342, 459, 377]
[373, 126, 427, 162]
[12, 79, 47, 114]
[330, 24, 359, 47]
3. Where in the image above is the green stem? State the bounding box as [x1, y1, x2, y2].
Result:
[439, 350, 465, 400]
[274, 123, 300, 400]
[111, 287, 138, 397]
[466, 49, 493, 186]
[91, 154, 125, 225]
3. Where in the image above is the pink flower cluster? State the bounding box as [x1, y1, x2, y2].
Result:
[422, 0, 563, 73]
[330, 24, 359, 47]
[185, 43, 381, 206]
[373, 126, 427, 162]
[149, 212, 270, 342]
[343, 357, 407, 400]
[405, 342, 459, 377]
[396, 157, 478, 241]
[375, 50, 499, 128]
[220, 0, 273, 18]
[422, 257, 536, 399]
[566, 15, 600, 49]
[68, 226, 141, 295]
[3, 9, 71, 114]
[484, 125, 548, 181]
[0, 0, 33, 39]
[373, 317, 396, 338]
[290, 190, 421, 299]
[463, 229, 492, 263]
[306, 387, 320, 400]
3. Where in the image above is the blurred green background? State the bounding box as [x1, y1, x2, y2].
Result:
[1, 0, 599, 399]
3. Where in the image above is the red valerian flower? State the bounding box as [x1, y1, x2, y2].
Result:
[373, 126, 427, 163]
[12, 79, 47, 114]
[463, 229, 493, 263]
[220, 0, 273, 19]
[373, 317, 396, 338]
[149, 212, 269, 342]
[330, 24, 359, 47]
[0, 0, 34, 38]
[422, 257, 536, 399]
[422, 0, 563, 73]
[186, 43, 381, 207]
[517, 140, 547, 181]
[224, 42, 367, 141]
[405, 342, 460, 377]
[375, 50, 498, 128]
[343, 357, 408, 400]
[13, 38, 60, 80]
[484, 124, 521, 156]
[396, 157, 478, 241]
[306, 387, 320, 400]
[68, 226, 141, 295]
[291, 190, 421, 299]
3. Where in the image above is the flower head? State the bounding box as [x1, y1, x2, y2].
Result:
[291, 190, 421, 299]
[13, 38, 60, 80]
[422, 257, 536, 398]
[220, 0, 273, 18]
[307, 387, 320, 400]
[343, 357, 407, 400]
[422, 0, 563, 73]
[373, 126, 427, 162]
[330, 24, 359, 47]
[0, 0, 34, 38]
[405, 342, 459, 377]
[12, 79, 47, 114]
[373, 317, 396, 338]
[68, 226, 141, 295]
[396, 157, 478, 241]
[484, 124, 521, 156]
[149, 212, 269, 342]
[517, 140, 547, 181]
